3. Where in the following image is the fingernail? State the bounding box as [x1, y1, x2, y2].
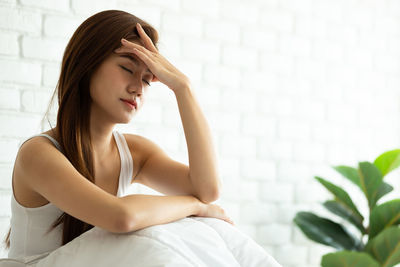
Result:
[121, 38, 128, 43]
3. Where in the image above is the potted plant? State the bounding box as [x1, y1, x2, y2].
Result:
[294, 149, 400, 267]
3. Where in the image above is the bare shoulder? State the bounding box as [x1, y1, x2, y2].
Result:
[122, 133, 167, 184]
[122, 133, 152, 184]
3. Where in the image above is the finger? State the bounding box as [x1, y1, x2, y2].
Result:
[136, 23, 158, 53]
[130, 48, 156, 70]
[119, 39, 152, 57]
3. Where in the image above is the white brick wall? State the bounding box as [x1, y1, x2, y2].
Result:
[1, 0, 400, 266]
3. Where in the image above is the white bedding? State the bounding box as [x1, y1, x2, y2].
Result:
[0, 217, 281, 267]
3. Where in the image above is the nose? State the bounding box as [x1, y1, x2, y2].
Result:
[127, 78, 144, 97]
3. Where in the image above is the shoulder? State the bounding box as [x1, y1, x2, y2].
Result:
[122, 133, 163, 157]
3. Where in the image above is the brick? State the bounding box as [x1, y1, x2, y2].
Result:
[181, 0, 219, 18]
[182, 38, 220, 64]
[220, 0, 258, 25]
[309, 245, 335, 265]
[260, 10, 294, 33]
[291, 99, 326, 122]
[240, 202, 277, 224]
[157, 33, 181, 58]
[295, 58, 326, 82]
[20, 0, 69, 12]
[257, 96, 293, 116]
[220, 134, 256, 157]
[71, 0, 118, 15]
[222, 45, 258, 70]
[276, 203, 310, 224]
[0, 164, 12, 189]
[44, 15, 83, 39]
[238, 180, 260, 201]
[242, 28, 278, 52]
[279, 119, 311, 141]
[0, 114, 43, 138]
[162, 12, 202, 38]
[21, 90, 52, 114]
[258, 140, 293, 161]
[293, 142, 326, 163]
[279, 78, 312, 96]
[172, 59, 202, 84]
[22, 36, 67, 62]
[0, 87, 20, 110]
[132, 0, 180, 12]
[260, 182, 294, 203]
[280, 34, 312, 57]
[327, 24, 357, 47]
[208, 110, 241, 133]
[203, 64, 241, 89]
[277, 161, 310, 182]
[241, 113, 276, 137]
[125, 5, 162, 30]
[260, 53, 294, 76]
[0, 31, 19, 55]
[218, 158, 240, 177]
[0, 59, 41, 85]
[242, 159, 276, 181]
[313, 39, 344, 62]
[295, 16, 327, 39]
[0, 191, 11, 216]
[0, 139, 19, 163]
[313, 1, 343, 23]
[275, 245, 308, 265]
[294, 181, 330, 203]
[326, 102, 358, 125]
[42, 63, 61, 87]
[204, 20, 240, 43]
[0, 7, 41, 34]
[258, 223, 291, 245]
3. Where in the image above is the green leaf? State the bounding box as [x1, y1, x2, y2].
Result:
[366, 226, 400, 267]
[293, 211, 361, 250]
[374, 149, 400, 177]
[333, 165, 361, 188]
[358, 162, 384, 210]
[369, 199, 400, 240]
[323, 200, 366, 234]
[315, 176, 363, 221]
[321, 251, 381, 267]
[375, 182, 394, 203]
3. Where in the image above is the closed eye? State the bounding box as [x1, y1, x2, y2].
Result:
[120, 66, 151, 86]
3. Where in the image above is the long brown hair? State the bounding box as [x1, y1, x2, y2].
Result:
[4, 9, 159, 249]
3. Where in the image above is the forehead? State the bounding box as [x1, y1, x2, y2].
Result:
[112, 52, 152, 74]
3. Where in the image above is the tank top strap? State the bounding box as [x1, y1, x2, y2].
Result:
[112, 130, 133, 196]
[19, 133, 63, 153]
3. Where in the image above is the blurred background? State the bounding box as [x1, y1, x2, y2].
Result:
[0, 0, 400, 266]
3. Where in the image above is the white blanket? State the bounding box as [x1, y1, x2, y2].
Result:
[0, 217, 281, 267]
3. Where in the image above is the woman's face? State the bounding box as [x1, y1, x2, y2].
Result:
[89, 44, 154, 124]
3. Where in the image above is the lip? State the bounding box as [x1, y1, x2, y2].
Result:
[121, 99, 137, 109]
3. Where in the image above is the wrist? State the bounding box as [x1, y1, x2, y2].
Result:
[192, 196, 205, 216]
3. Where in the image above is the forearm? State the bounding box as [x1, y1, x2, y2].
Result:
[120, 194, 201, 232]
[174, 86, 221, 203]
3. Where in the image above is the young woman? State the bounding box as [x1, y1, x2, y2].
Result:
[4, 10, 234, 260]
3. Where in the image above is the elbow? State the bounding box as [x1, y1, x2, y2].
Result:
[198, 188, 220, 204]
[114, 206, 136, 233]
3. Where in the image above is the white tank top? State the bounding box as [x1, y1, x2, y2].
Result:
[8, 130, 134, 260]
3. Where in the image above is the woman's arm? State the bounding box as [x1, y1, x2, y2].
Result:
[174, 85, 222, 203]
[120, 194, 201, 232]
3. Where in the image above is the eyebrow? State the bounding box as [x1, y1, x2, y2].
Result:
[118, 54, 153, 75]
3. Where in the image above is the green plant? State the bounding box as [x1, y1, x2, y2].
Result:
[293, 149, 400, 267]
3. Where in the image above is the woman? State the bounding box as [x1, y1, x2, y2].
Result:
[4, 9, 234, 260]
